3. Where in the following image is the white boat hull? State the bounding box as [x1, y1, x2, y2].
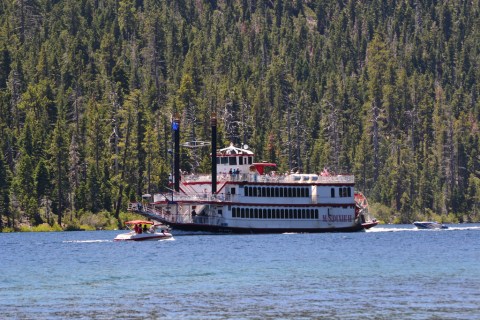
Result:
[413, 221, 448, 229]
[114, 231, 173, 241]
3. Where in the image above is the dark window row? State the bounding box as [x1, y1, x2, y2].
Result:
[244, 186, 310, 198]
[217, 157, 253, 165]
[232, 207, 319, 219]
[331, 187, 352, 198]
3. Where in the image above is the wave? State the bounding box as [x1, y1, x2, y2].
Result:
[367, 225, 480, 232]
[62, 240, 112, 243]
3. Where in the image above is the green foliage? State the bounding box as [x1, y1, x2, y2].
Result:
[19, 223, 63, 232]
[1, 0, 480, 229]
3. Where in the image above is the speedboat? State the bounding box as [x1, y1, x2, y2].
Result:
[114, 220, 173, 241]
[413, 221, 448, 229]
[362, 219, 378, 229]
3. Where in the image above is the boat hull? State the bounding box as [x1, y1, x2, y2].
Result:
[413, 221, 448, 229]
[148, 219, 365, 234]
[362, 220, 378, 229]
[114, 232, 173, 241]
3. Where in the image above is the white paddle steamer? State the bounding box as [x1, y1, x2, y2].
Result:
[130, 115, 377, 233]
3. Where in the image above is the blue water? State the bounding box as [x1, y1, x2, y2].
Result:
[1, 225, 480, 319]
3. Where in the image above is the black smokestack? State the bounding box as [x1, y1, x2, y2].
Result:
[211, 113, 217, 194]
[173, 115, 180, 192]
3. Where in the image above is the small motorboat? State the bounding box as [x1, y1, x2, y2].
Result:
[114, 220, 173, 241]
[413, 221, 448, 229]
[362, 219, 378, 229]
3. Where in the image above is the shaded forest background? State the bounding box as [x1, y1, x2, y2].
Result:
[1, 0, 480, 230]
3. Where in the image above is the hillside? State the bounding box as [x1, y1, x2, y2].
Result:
[1, 0, 480, 229]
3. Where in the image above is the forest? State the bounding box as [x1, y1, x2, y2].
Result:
[1, 0, 480, 231]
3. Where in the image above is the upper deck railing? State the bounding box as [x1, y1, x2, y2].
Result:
[181, 172, 355, 184]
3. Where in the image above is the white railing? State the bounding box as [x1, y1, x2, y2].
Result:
[182, 173, 354, 184]
[145, 203, 226, 226]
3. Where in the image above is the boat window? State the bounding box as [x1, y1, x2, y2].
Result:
[248, 157, 253, 164]
[348, 187, 351, 197]
[306, 188, 310, 197]
[239, 157, 243, 165]
[331, 188, 335, 197]
[229, 157, 237, 165]
[231, 188, 236, 195]
[221, 157, 229, 164]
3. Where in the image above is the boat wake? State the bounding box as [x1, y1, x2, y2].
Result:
[366, 227, 415, 233]
[367, 225, 480, 232]
[159, 237, 175, 241]
[445, 226, 480, 231]
[63, 240, 112, 243]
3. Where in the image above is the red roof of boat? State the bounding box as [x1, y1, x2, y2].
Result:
[125, 220, 154, 225]
[253, 162, 277, 175]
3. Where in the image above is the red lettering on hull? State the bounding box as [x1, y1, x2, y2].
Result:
[322, 215, 353, 222]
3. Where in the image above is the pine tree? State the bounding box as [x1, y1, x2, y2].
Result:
[49, 116, 69, 226]
[0, 154, 11, 229]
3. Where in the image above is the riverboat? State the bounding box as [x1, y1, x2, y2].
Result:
[130, 115, 377, 234]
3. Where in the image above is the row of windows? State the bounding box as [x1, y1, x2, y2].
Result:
[244, 186, 310, 198]
[218, 156, 253, 165]
[232, 207, 319, 220]
[333, 187, 352, 198]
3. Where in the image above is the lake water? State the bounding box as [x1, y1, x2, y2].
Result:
[1, 224, 479, 319]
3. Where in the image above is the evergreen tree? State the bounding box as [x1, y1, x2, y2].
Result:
[0, 154, 11, 229]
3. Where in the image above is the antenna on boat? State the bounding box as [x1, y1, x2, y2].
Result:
[182, 140, 211, 148]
